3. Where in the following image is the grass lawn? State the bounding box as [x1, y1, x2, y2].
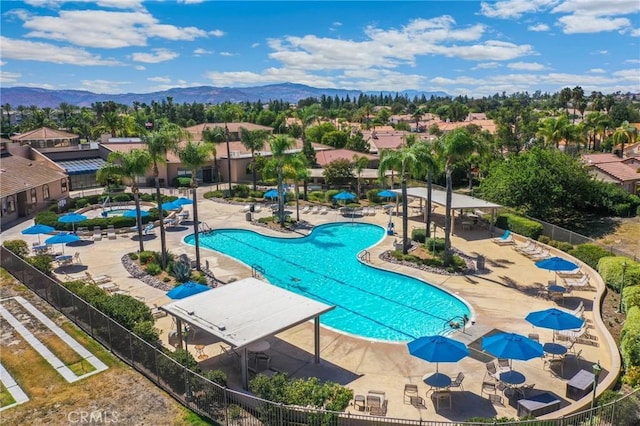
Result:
[0, 382, 16, 407]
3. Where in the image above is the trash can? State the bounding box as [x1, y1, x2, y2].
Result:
[249, 204, 255, 212]
[245, 212, 252, 222]
[476, 255, 485, 270]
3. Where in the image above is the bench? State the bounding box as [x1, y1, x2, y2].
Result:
[566, 369, 595, 400]
[517, 393, 561, 418]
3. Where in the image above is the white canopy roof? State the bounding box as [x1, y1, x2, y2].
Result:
[392, 187, 501, 210]
[160, 277, 334, 349]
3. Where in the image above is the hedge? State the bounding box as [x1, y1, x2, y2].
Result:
[597, 256, 639, 292]
[623, 285, 640, 311]
[568, 244, 614, 270]
[494, 213, 543, 239]
[620, 306, 640, 369]
[35, 210, 151, 231]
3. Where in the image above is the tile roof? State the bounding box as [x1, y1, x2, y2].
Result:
[0, 155, 67, 197]
[183, 122, 273, 134]
[10, 127, 78, 141]
[592, 161, 640, 183]
[582, 153, 622, 164]
[314, 149, 377, 167]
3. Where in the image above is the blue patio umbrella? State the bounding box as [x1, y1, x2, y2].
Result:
[535, 256, 579, 284]
[57, 213, 87, 232]
[377, 189, 397, 199]
[333, 191, 356, 204]
[408, 335, 469, 373]
[264, 189, 279, 199]
[174, 197, 194, 206]
[166, 282, 211, 300]
[45, 232, 80, 254]
[122, 209, 150, 218]
[482, 332, 543, 362]
[161, 200, 182, 211]
[22, 224, 55, 244]
[525, 308, 584, 331]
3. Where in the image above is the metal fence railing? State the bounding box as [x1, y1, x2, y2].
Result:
[1, 246, 638, 425]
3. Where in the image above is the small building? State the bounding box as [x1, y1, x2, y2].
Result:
[582, 153, 640, 194]
[10, 127, 81, 150]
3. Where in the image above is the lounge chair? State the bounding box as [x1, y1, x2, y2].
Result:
[557, 268, 584, 279]
[310, 206, 320, 214]
[368, 207, 376, 216]
[65, 272, 91, 283]
[93, 226, 102, 241]
[301, 205, 310, 214]
[403, 384, 418, 404]
[253, 205, 262, 213]
[240, 205, 251, 213]
[85, 271, 112, 284]
[563, 275, 590, 288]
[527, 248, 550, 260]
[491, 230, 515, 245]
[143, 224, 155, 235]
[517, 242, 541, 255]
[107, 225, 117, 240]
[98, 282, 119, 292]
[513, 239, 534, 252]
[320, 206, 328, 214]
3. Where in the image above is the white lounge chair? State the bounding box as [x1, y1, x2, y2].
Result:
[143, 224, 155, 235]
[93, 226, 102, 241]
[310, 206, 320, 214]
[240, 205, 251, 213]
[491, 230, 515, 245]
[320, 206, 328, 214]
[301, 205, 310, 214]
[563, 275, 590, 288]
[85, 271, 112, 284]
[107, 225, 117, 240]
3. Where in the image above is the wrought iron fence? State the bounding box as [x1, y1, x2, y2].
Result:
[1, 246, 638, 426]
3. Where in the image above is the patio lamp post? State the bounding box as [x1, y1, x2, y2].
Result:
[590, 361, 602, 413]
[618, 261, 628, 313]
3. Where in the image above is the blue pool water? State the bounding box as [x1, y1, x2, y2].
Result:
[185, 223, 470, 342]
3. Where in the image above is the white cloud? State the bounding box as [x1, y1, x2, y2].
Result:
[473, 62, 501, 69]
[592, 50, 608, 55]
[625, 59, 640, 64]
[148, 76, 171, 83]
[589, 68, 606, 73]
[1, 70, 21, 85]
[131, 48, 179, 63]
[557, 15, 631, 34]
[193, 48, 213, 56]
[134, 65, 146, 70]
[220, 52, 235, 57]
[25, 0, 144, 8]
[551, 0, 639, 34]
[0, 61, 6, 66]
[612, 69, 640, 82]
[507, 61, 546, 70]
[528, 23, 550, 31]
[21, 9, 210, 49]
[80, 79, 131, 94]
[0, 36, 121, 65]
[251, 43, 260, 48]
[552, 0, 640, 16]
[630, 28, 640, 37]
[479, 0, 559, 19]
[177, 0, 204, 4]
[209, 29, 225, 37]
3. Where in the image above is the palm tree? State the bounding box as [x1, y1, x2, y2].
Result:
[377, 145, 422, 255]
[202, 126, 226, 190]
[177, 141, 215, 271]
[412, 141, 440, 235]
[145, 123, 185, 268]
[97, 150, 151, 252]
[613, 120, 638, 158]
[435, 128, 477, 266]
[352, 154, 370, 199]
[269, 135, 295, 226]
[536, 116, 571, 149]
[282, 153, 309, 222]
[240, 128, 270, 191]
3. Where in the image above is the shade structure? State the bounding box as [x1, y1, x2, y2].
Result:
[44, 232, 80, 254]
[408, 335, 469, 373]
[22, 224, 55, 244]
[166, 282, 211, 300]
[378, 190, 397, 199]
[161, 200, 182, 211]
[481, 332, 543, 361]
[535, 256, 579, 283]
[333, 191, 356, 202]
[525, 308, 584, 331]
[122, 209, 150, 218]
[57, 213, 87, 232]
[264, 189, 279, 199]
[174, 197, 193, 206]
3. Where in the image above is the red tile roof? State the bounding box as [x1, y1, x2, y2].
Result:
[0, 155, 67, 197]
[592, 161, 640, 182]
[314, 149, 377, 167]
[582, 153, 622, 164]
[10, 127, 78, 141]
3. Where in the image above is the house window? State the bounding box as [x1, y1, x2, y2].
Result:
[61, 179, 68, 193]
[43, 185, 50, 200]
[30, 188, 37, 204]
[3, 196, 16, 215]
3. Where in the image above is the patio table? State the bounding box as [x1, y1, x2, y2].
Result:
[423, 372, 451, 393]
[543, 342, 568, 357]
[499, 370, 525, 385]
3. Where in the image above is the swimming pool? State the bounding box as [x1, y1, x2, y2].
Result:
[185, 223, 470, 342]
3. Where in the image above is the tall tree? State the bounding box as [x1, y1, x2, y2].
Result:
[268, 135, 295, 226]
[352, 154, 370, 199]
[144, 123, 185, 268]
[412, 141, 440, 236]
[282, 153, 309, 222]
[571, 86, 584, 123]
[435, 128, 477, 265]
[240, 128, 270, 191]
[97, 150, 151, 252]
[613, 120, 638, 158]
[202, 126, 226, 190]
[176, 141, 215, 270]
[536, 116, 571, 149]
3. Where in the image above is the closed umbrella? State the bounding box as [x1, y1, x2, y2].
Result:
[22, 224, 55, 244]
[57, 213, 87, 232]
[525, 308, 584, 331]
[44, 232, 80, 254]
[167, 282, 211, 299]
[535, 256, 579, 284]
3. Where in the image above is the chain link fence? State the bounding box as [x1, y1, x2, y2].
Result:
[1, 246, 638, 426]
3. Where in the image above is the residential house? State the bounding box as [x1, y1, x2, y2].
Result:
[582, 153, 640, 194]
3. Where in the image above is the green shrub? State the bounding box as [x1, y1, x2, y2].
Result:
[191, 272, 208, 284]
[35, 210, 59, 227]
[538, 235, 551, 244]
[75, 198, 88, 207]
[232, 184, 250, 198]
[172, 262, 191, 283]
[412, 228, 427, 243]
[163, 277, 171, 282]
[3, 240, 29, 258]
[113, 193, 131, 202]
[495, 213, 543, 239]
[624, 285, 640, 311]
[204, 190, 224, 199]
[556, 242, 574, 252]
[598, 257, 635, 292]
[128, 253, 139, 260]
[620, 306, 640, 368]
[324, 189, 339, 203]
[27, 255, 53, 275]
[424, 238, 446, 253]
[613, 203, 632, 217]
[622, 366, 640, 388]
[145, 263, 162, 276]
[203, 369, 227, 387]
[140, 193, 155, 202]
[139, 251, 155, 264]
[568, 244, 614, 269]
[366, 189, 381, 204]
[249, 190, 263, 198]
[173, 176, 192, 188]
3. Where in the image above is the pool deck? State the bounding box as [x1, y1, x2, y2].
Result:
[1, 187, 620, 422]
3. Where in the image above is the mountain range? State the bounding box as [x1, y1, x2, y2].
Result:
[0, 83, 449, 108]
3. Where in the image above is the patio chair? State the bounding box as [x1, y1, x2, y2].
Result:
[513, 239, 533, 252]
[565, 349, 583, 366]
[73, 252, 82, 265]
[220, 345, 240, 358]
[497, 358, 511, 373]
[485, 361, 498, 379]
[404, 384, 418, 404]
[107, 225, 117, 240]
[93, 226, 102, 241]
[85, 271, 112, 284]
[527, 333, 540, 342]
[517, 383, 536, 399]
[366, 395, 382, 413]
[240, 205, 251, 213]
[449, 372, 464, 391]
[481, 380, 497, 397]
[545, 357, 565, 377]
[491, 230, 515, 245]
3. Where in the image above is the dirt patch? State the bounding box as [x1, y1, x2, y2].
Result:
[595, 216, 640, 258]
[0, 269, 206, 425]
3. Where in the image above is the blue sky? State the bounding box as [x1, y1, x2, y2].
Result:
[1, 0, 639, 97]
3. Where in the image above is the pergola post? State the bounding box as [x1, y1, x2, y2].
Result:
[314, 316, 320, 364]
[176, 318, 183, 350]
[241, 347, 249, 389]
